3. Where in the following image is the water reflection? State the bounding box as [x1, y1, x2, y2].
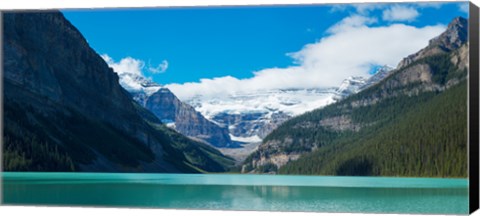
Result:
[4, 181, 468, 214]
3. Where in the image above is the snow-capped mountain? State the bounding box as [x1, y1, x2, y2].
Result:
[118, 72, 162, 94]
[360, 65, 395, 91]
[184, 65, 395, 143]
[115, 72, 234, 148]
[117, 72, 162, 106]
[185, 88, 338, 142]
[335, 65, 395, 99]
[114, 64, 395, 150]
[334, 76, 368, 99]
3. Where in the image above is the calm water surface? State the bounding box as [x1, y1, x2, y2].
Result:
[1, 172, 468, 214]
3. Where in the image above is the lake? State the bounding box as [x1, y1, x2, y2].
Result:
[1, 172, 468, 214]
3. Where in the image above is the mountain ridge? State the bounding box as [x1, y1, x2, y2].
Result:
[242, 16, 468, 177]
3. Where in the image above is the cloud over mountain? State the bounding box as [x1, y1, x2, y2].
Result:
[165, 16, 444, 100]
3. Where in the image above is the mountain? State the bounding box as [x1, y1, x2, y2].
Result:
[3, 11, 234, 172]
[144, 88, 234, 147]
[243, 17, 468, 177]
[179, 68, 393, 163]
[185, 67, 394, 147]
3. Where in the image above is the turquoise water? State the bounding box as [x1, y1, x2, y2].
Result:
[1, 172, 469, 214]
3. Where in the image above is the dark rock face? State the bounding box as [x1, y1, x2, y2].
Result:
[145, 88, 234, 147]
[3, 11, 232, 172]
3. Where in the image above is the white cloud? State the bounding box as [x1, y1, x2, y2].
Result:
[148, 60, 169, 74]
[327, 15, 377, 33]
[166, 16, 445, 101]
[101, 54, 145, 76]
[331, 3, 443, 18]
[382, 5, 420, 22]
[101, 55, 157, 92]
[354, 4, 387, 15]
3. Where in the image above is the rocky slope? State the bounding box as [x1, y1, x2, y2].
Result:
[144, 88, 234, 147]
[243, 17, 468, 177]
[3, 11, 234, 172]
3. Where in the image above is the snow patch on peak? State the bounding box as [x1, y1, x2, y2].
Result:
[118, 73, 162, 96]
[335, 65, 395, 99]
[188, 88, 338, 119]
[185, 88, 337, 140]
[335, 76, 368, 98]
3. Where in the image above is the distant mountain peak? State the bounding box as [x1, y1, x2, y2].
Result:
[334, 65, 395, 99]
[117, 72, 161, 95]
[428, 16, 468, 51]
[359, 65, 395, 91]
[335, 76, 367, 99]
[373, 65, 395, 74]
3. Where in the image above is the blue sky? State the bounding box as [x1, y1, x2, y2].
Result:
[62, 2, 468, 99]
